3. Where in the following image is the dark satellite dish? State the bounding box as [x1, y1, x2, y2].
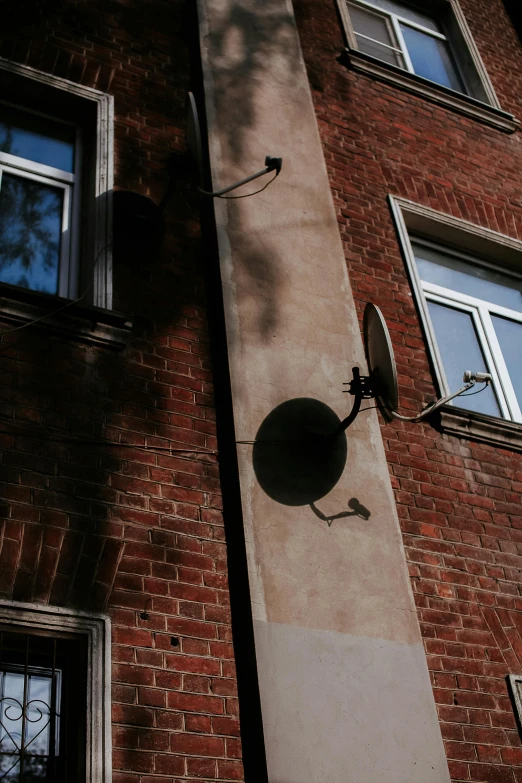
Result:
[185, 92, 283, 198]
[363, 302, 398, 421]
[335, 302, 492, 432]
[186, 92, 204, 185]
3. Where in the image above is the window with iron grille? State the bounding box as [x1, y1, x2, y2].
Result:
[0, 630, 87, 782]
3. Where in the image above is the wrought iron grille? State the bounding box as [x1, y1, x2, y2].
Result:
[0, 631, 79, 783]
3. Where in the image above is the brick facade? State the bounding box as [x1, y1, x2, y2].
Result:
[0, 1, 244, 781]
[294, 0, 522, 780]
[3, 0, 522, 780]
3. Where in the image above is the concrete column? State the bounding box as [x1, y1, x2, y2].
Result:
[197, 1, 451, 780]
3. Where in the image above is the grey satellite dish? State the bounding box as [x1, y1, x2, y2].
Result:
[364, 302, 398, 421]
[336, 302, 492, 432]
[185, 92, 283, 198]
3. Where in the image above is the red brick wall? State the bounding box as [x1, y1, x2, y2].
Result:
[0, 1, 244, 781]
[295, 0, 522, 781]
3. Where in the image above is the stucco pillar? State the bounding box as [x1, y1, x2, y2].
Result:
[197, 1, 451, 780]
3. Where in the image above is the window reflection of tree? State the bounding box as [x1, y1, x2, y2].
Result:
[0, 174, 61, 294]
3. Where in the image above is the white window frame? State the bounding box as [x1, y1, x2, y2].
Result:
[347, 0, 466, 91]
[0, 57, 114, 310]
[0, 600, 111, 783]
[508, 675, 522, 736]
[412, 238, 522, 423]
[389, 196, 522, 428]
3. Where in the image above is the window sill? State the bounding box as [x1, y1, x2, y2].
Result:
[438, 406, 522, 452]
[339, 49, 519, 134]
[0, 285, 132, 349]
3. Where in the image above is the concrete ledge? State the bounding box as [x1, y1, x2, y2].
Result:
[439, 406, 522, 451]
[0, 285, 132, 349]
[340, 49, 520, 134]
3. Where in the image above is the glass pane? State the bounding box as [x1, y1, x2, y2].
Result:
[0, 172, 63, 294]
[492, 316, 522, 412]
[0, 105, 74, 173]
[400, 24, 464, 92]
[25, 676, 51, 755]
[0, 671, 24, 753]
[428, 301, 501, 417]
[349, 5, 404, 66]
[413, 243, 522, 313]
[359, 0, 439, 31]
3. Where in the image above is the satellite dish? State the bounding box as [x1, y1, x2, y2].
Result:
[185, 92, 283, 198]
[363, 302, 398, 421]
[335, 302, 492, 432]
[186, 92, 204, 184]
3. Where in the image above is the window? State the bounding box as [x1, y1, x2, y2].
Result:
[347, 0, 466, 93]
[0, 105, 79, 298]
[508, 675, 522, 739]
[411, 240, 522, 423]
[0, 602, 111, 783]
[0, 630, 86, 781]
[389, 196, 522, 434]
[0, 58, 114, 310]
[336, 0, 518, 132]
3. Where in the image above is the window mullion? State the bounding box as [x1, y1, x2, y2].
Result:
[390, 15, 414, 73]
[397, 18, 446, 41]
[58, 185, 72, 299]
[479, 308, 522, 423]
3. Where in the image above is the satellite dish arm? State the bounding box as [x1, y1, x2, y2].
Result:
[335, 367, 371, 434]
[198, 156, 282, 198]
[389, 371, 491, 422]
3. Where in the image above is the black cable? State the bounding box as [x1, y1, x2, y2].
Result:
[458, 382, 488, 398]
[217, 171, 278, 199]
[0, 424, 217, 456]
[0, 282, 92, 337]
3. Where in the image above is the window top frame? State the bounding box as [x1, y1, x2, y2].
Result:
[422, 280, 522, 324]
[412, 236, 522, 282]
[349, 0, 448, 41]
[412, 237, 522, 319]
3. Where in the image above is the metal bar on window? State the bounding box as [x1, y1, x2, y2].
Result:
[19, 635, 30, 782]
[47, 639, 57, 782]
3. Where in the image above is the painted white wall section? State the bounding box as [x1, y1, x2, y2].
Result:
[197, 0, 450, 780]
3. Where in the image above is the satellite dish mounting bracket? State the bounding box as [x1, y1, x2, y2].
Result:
[197, 155, 283, 198]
